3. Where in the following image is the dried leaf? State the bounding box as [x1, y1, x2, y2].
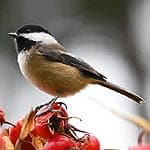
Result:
[19, 108, 35, 140]
[2, 136, 14, 150]
[116, 113, 150, 132]
[31, 134, 44, 150]
[2, 129, 9, 136]
[15, 108, 35, 150]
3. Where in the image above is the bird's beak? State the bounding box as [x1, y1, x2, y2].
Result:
[8, 32, 18, 38]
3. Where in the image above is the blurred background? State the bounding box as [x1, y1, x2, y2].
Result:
[0, 0, 149, 149]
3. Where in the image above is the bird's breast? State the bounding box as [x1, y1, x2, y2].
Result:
[17, 50, 89, 97]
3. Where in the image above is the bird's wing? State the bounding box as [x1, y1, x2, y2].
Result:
[37, 44, 107, 81]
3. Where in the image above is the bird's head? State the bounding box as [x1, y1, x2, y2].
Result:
[8, 24, 57, 53]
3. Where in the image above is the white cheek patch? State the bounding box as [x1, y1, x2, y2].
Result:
[20, 32, 58, 45]
[17, 51, 29, 77]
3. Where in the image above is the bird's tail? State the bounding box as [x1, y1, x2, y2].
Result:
[96, 80, 144, 104]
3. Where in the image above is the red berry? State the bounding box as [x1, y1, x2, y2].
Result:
[43, 134, 78, 150]
[78, 135, 100, 150]
[52, 102, 69, 127]
[35, 103, 68, 139]
[52, 102, 68, 118]
[21, 135, 36, 150]
[34, 110, 55, 139]
[0, 108, 5, 125]
[129, 145, 150, 150]
[9, 120, 22, 145]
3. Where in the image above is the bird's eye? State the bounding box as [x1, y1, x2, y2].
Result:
[26, 29, 31, 33]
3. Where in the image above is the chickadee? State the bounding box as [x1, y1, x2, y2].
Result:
[8, 24, 144, 104]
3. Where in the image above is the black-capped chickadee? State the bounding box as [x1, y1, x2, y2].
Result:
[8, 24, 144, 104]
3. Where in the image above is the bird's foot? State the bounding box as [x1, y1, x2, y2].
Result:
[35, 96, 65, 118]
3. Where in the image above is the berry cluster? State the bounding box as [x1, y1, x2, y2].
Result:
[0, 102, 100, 150]
[1, 101, 150, 149]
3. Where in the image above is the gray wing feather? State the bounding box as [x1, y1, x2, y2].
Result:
[38, 45, 107, 81]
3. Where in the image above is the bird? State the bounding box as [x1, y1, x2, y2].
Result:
[8, 24, 144, 104]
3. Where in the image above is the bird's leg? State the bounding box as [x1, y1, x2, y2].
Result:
[47, 94, 60, 107]
[35, 94, 60, 117]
